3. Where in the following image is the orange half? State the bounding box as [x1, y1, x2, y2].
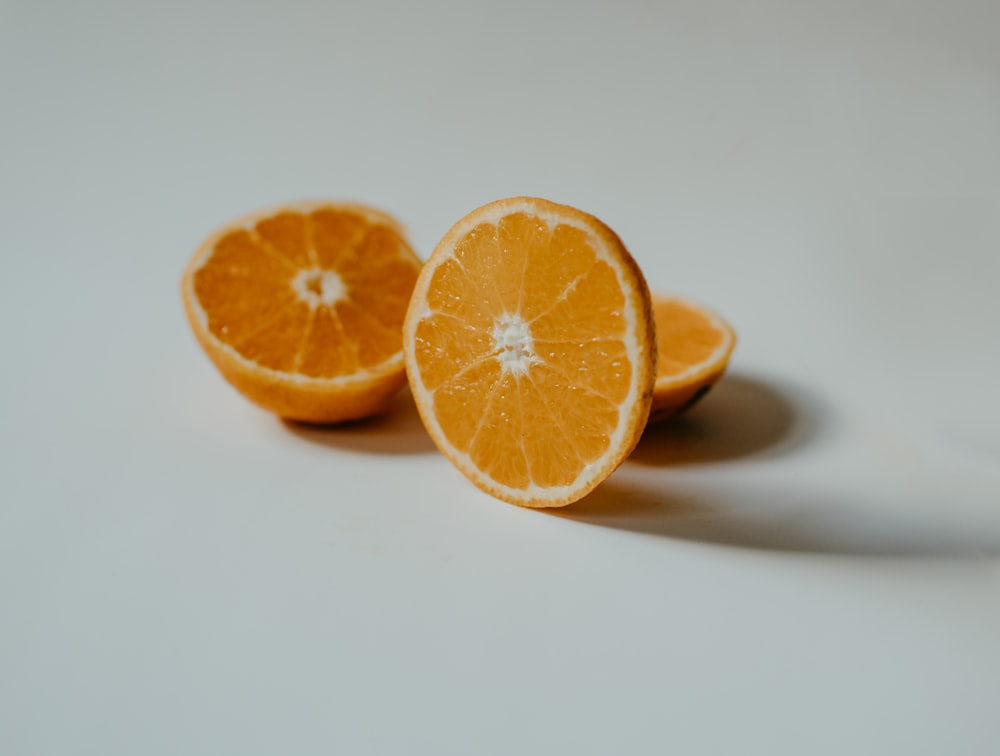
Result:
[181, 201, 422, 423]
[648, 294, 736, 423]
[403, 197, 656, 508]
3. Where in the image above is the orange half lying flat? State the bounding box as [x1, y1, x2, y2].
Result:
[403, 197, 656, 508]
[182, 201, 422, 423]
[648, 294, 736, 423]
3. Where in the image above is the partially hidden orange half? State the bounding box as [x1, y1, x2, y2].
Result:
[182, 201, 422, 423]
[403, 197, 656, 508]
[648, 294, 737, 423]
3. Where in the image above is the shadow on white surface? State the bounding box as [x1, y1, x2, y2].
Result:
[558, 374, 1000, 557]
[631, 372, 823, 465]
[282, 387, 436, 455]
[555, 478, 1000, 558]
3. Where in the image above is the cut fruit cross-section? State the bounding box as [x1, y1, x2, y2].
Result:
[648, 294, 736, 423]
[403, 197, 656, 508]
[181, 201, 422, 423]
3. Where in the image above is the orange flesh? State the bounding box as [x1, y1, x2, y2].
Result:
[192, 209, 418, 378]
[654, 298, 725, 379]
[413, 212, 633, 491]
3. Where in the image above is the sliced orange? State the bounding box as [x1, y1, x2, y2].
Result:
[403, 197, 656, 508]
[181, 201, 422, 423]
[648, 294, 736, 423]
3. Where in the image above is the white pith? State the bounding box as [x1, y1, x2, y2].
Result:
[292, 268, 347, 309]
[492, 313, 539, 376]
[404, 198, 651, 506]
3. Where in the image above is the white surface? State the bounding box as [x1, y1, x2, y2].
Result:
[2, 1, 999, 754]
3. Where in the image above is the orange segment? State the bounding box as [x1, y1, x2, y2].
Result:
[519, 223, 597, 321]
[232, 304, 312, 373]
[432, 358, 504, 451]
[537, 339, 632, 404]
[335, 299, 400, 368]
[254, 211, 313, 268]
[310, 207, 368, 269]
[404, 197, 656, 508]
[297, 306, 354, 379]
[413, 316, 495, 392]
[531, 260, 627, 341]
[192, 230, 299, 343]
[648, 295, 737, 423]
[181, 201, 422, 423]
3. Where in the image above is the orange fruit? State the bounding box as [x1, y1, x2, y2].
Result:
[648, 294, 736, 423]
[403, 197, 656, 508]
[181, 201, 422, 423]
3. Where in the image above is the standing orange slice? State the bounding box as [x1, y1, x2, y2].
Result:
[403, 197, 656, 508]
[648, 295, 736, 423]
[181, 201, 422, 423]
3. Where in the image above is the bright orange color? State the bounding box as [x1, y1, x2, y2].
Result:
[404, 197, 656, 508]
[648, 295, 736, 423]
[181, 201, 422, 423]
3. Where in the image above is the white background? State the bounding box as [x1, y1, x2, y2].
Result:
[3, 1, 999, 753]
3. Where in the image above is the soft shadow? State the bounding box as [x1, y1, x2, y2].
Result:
[548, 478, 1000, 558]
[630, 373, 824, 466]
[282, 387, 436, 455]
[559, 479, 708, 521]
